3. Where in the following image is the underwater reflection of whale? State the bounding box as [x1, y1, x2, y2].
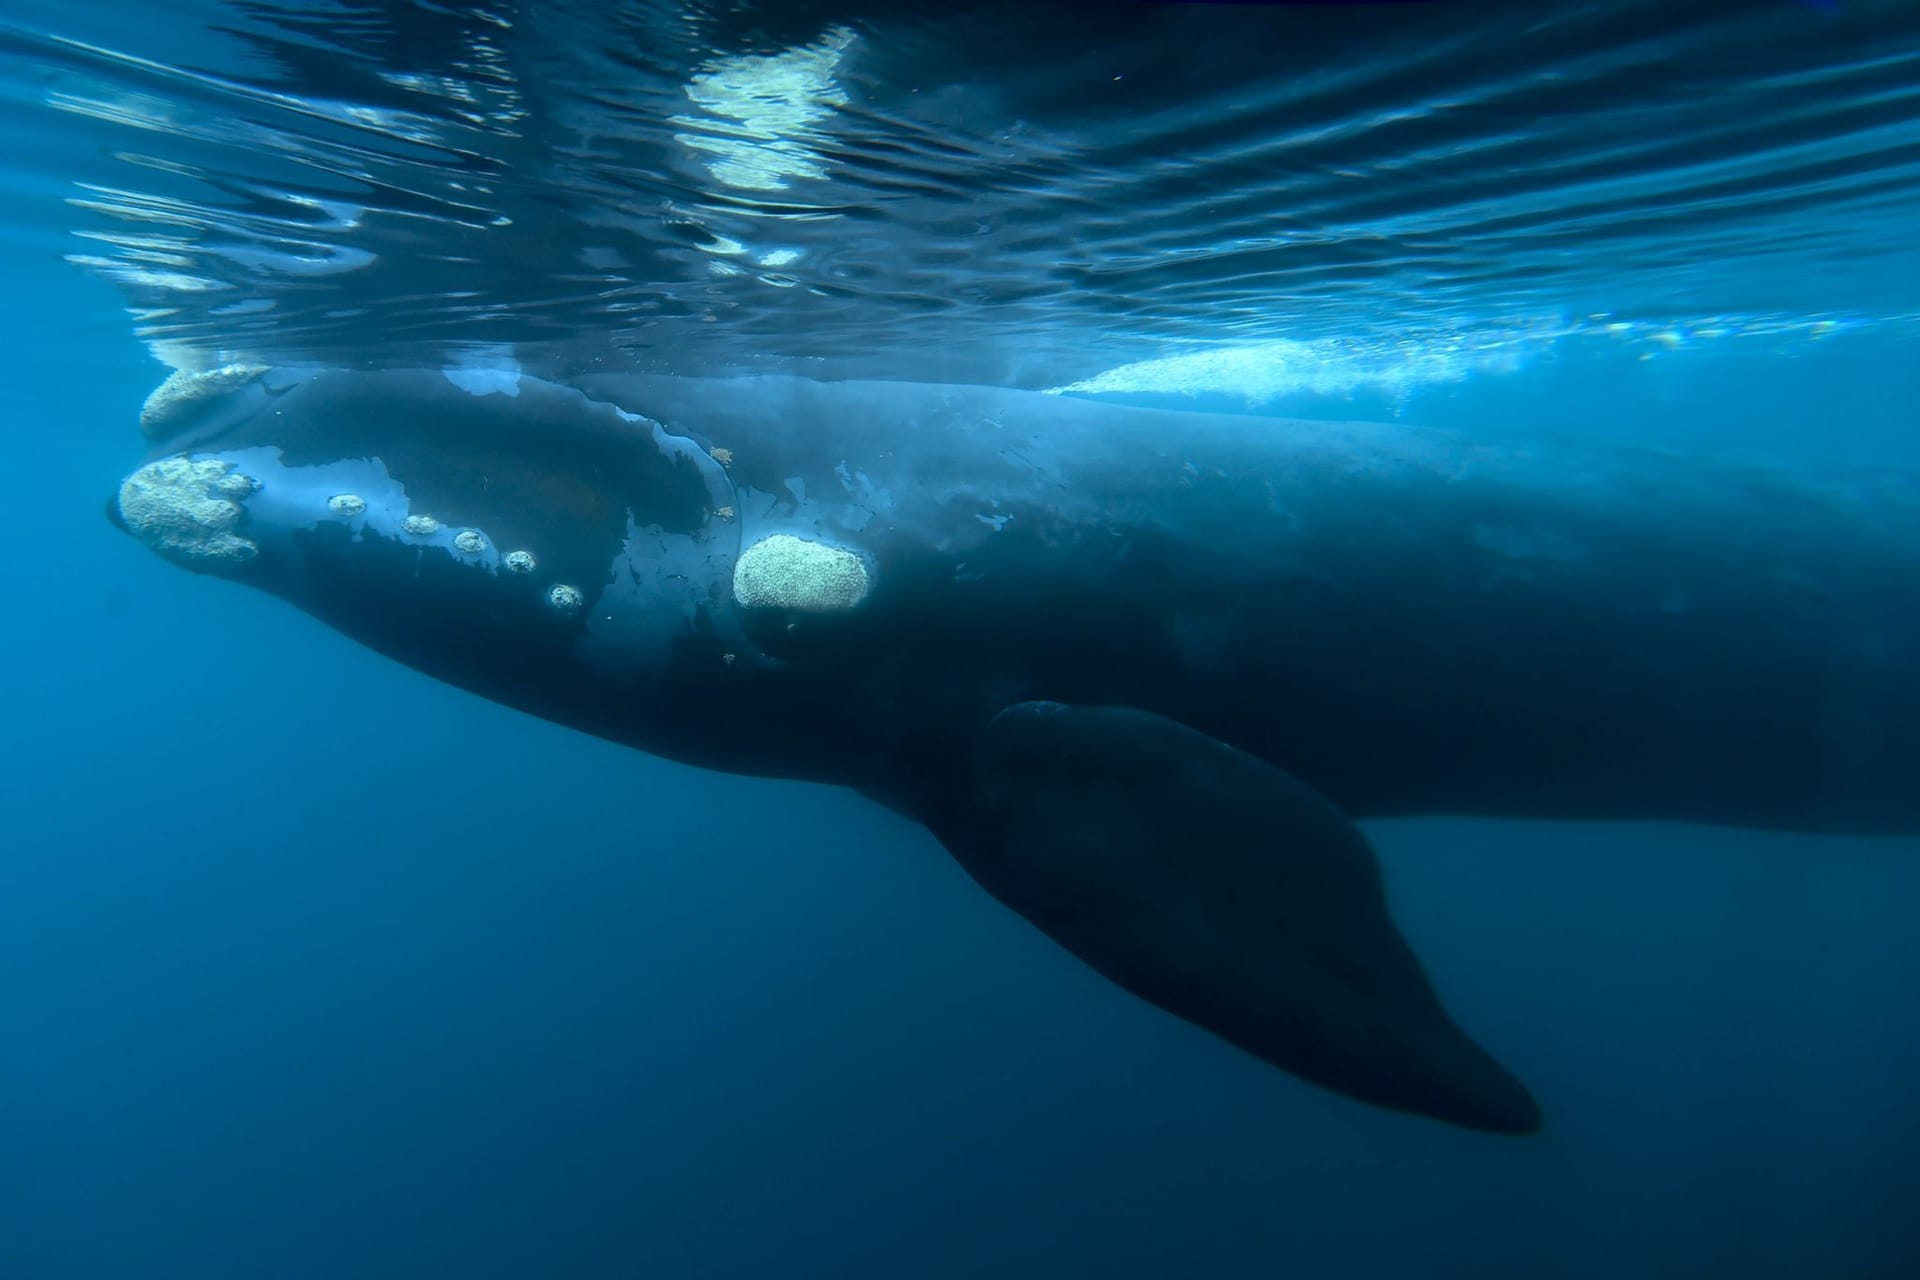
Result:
[111, 365, 1920, 1134]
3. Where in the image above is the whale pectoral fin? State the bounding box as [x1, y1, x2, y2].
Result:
[918, 701, 1541, 1135]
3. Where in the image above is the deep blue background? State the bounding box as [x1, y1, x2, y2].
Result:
[5, 255, 1920, 1278]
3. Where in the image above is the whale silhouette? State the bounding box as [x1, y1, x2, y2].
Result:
[110, 364, 1920, 1133]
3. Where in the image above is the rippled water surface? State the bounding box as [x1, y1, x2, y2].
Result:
[3, 0, 1918, 389]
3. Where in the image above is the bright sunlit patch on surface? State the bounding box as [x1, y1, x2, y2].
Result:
[1047, 329, 1560, 405]
[140, 337, 243, 375]
[1047, 312, 1890, 405]
[1592, 311, 1875, 359]
[672, 28, 855, 194]
[11, 1, 1919, 392]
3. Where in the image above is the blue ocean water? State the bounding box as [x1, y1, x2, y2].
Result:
[3, 2, 1920, 1277]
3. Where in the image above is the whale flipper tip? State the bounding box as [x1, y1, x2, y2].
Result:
[926, 701, 1541, 1135]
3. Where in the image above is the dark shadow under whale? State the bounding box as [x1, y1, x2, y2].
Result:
[108, 365, 1920, 1134]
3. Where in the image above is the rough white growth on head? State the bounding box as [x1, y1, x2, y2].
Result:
[117, 456, 259, 565]
[328, 493, 367, 516]
[453, 530, 487, 554]
[548, 583, 584, 613]
[402, 513, 440, 535]
[138, 363, 269, 436]
[733, 533, 869, 611]
[211, 471, 258, 499]
[504, 549, 536, 574]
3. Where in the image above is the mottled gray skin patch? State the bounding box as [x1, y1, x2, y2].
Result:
[578, 515, 737, 688]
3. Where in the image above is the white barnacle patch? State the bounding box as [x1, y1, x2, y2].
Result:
[504, 549, 536, 574]
[402, 513, 440, 536]
[732, 533, 869, 611]
[547, 583, 584, 613]
[211, 471, 258, 499]
[116, 456, 259, 566]
[452, 529, 487, 554]
[139, 363, 269, 437]
[327, 493, 367, 517]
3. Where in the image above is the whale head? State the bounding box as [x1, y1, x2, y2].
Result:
[110, 366, 773, 759]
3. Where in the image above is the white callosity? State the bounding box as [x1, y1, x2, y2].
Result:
[453, 530, 487, 554]
[732, 533, 869, 611]
[327, 493, 367, 517]
[402, 513, 440, 536]
[116, 456, 260, 565]
[138, 364, 269, 437]
[504, 550, 537, 574]
[548, 583, 584, 613]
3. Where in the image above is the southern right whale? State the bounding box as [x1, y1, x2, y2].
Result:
[109, 365, 1920, 1134]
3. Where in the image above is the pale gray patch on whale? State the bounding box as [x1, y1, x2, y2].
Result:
[832, 459, 895, 513]
[738, 486, 781, 523]
[443, 367, 523, 397]
[738, 477, 879, 548]
[578, 514, 733, 688]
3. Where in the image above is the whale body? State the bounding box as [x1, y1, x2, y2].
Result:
[110, 366, 1920, 1134]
